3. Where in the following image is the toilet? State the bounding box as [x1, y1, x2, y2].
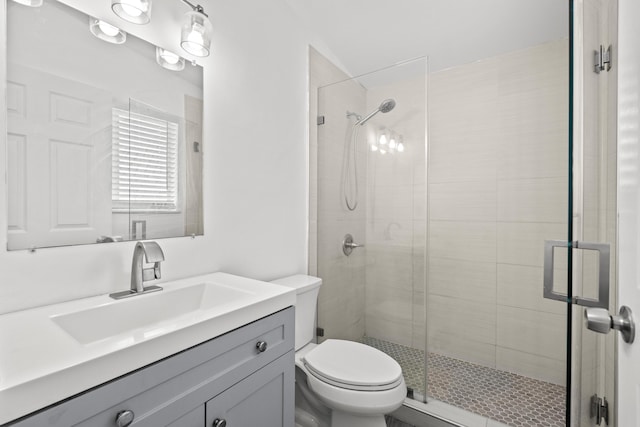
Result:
[271, 275, 406, 427]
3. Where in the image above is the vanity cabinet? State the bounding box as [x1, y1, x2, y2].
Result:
[6, 307, 294, 427]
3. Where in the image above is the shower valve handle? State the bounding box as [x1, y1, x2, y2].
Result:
[343, 234, 364, 256]
[345, 242, 363, 248]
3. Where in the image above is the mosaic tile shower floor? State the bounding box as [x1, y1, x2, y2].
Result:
[362, 337, 566, 427]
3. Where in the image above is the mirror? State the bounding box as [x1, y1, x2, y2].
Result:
[6, 0, 204, 250]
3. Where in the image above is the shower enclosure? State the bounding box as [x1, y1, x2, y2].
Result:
[308, 1, 618, 426]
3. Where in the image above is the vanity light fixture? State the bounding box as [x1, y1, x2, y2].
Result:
[388, 133, 397, 151]
[397, 136, 405, 153]
[372, 128, 386, 152]
[180, 0, 213, 57]
[372, 128, 404, 156]
[10, 0, 43, 6]
[156, 47, 185, 71]
[378, 128, 389, 148]
[89, 17, 127, 44]
[111, 0, 152, 25]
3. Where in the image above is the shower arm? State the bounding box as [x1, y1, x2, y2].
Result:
[356, 109, 379, 126]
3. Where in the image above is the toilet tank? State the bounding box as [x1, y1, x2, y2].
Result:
[270, 275, 322, 351]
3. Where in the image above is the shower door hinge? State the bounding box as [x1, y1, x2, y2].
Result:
[316, 327, 324, 337]
[591, 394, 609, 426]
[406, 387, 414, 399]
[594, 44, 612, 73]
[317, 115, 325, 125]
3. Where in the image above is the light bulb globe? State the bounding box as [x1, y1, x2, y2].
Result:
[112, 0, 152, 24]
[181, 10, 212, 57]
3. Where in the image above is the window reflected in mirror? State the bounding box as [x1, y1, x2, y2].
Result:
[6, 0, 204, 250]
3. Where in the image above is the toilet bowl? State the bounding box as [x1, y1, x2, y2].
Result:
[298, 340, 406, 427]
[271, 275, 407, 427]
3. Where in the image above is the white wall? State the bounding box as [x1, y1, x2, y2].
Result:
[616, 0, 640, 425]
[0, 0, 310, 314]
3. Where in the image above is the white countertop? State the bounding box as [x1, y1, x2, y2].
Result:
[0, 272, 295, 425]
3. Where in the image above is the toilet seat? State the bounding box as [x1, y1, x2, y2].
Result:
[302, 339, 403, 391]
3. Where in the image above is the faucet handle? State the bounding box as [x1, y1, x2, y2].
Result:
[153, 262, 162, 280]
[139, 241, 165, 263]
[139, 241, 164, 281]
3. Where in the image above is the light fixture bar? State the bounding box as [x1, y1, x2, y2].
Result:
[181, 0, 208, 17]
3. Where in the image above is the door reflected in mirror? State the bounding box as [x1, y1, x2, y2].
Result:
[6, 0, 204, 250]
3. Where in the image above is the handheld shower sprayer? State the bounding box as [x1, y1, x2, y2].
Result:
[356, 98, 396, 126]
[343, 98, 397, 211]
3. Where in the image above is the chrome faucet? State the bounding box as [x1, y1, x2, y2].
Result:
[110, 241, 165, 299]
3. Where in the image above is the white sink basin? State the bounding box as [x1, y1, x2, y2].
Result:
[50, 282, 254, 344]
[0, 272, 295, 425]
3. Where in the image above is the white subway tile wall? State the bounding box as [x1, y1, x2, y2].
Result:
[424, 39, 569, 385]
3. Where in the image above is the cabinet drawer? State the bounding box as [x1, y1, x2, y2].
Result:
[8, 307, 294, 427]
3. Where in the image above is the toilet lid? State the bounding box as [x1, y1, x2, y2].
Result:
[302, 339, 403, 391]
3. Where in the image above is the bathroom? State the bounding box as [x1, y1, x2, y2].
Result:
[0, 0, 639, 427]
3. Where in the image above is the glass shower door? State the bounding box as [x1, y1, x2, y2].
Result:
[311, 52, 428, 401]
[539, 1, 618, 425]
[570, 0, 618, 425]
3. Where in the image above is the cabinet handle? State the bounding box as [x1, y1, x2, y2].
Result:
[256, 341, 268, 353]
[213, 419, 227, 427]
[115, 410, 135, 427]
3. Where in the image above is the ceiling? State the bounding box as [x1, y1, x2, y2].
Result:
[288, 0, 569, 77]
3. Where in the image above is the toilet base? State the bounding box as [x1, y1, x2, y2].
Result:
[331, 410, 387, 427]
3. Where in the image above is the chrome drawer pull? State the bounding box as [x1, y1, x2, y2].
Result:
[256, 341, 268, 353]
[115, 410, 135, 427]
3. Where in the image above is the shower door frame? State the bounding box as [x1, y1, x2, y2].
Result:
[567, 0, 619, 425]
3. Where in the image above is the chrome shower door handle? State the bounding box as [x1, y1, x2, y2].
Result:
[543, 240, 610, 309]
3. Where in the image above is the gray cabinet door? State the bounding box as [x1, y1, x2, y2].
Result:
[206, 351, 294, 427]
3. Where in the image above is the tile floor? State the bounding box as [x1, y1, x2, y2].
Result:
[362, 337, 566, 427]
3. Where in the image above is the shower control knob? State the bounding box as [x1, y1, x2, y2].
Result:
[256, 341, 268, 353]
[213, 419, 227, 427]
[342, 234, 364, 256]
[115, 410, 135, 427]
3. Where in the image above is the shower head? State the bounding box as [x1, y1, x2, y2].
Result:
[357, 98, 396, 126]
[379, 98, 396, 113]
